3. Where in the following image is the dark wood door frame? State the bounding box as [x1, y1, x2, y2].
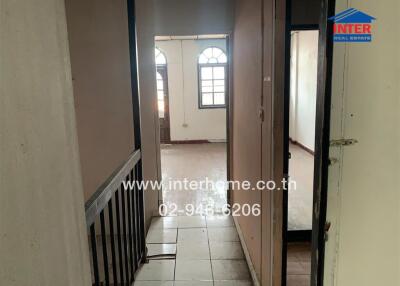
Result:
[226, 33, 233, 205]
[156, 65, 171, 143]
[311, 0, 336, 285]
[282, 0, 336, 285]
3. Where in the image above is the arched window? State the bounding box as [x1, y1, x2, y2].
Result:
[198, 47, 227, 108]
[155, 47, 167, 65]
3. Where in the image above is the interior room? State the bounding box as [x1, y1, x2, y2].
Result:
[155, 36, 228, 214]
[288, 29, 319, 232]
[286, 29, 319, 285]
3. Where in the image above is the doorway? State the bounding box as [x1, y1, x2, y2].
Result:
[138, 34, 253, 285]
[285, 27, 319, 286]
[282, 0, 336, 285]
[288, 29, 319, 233]
[154, 35, 231, 216]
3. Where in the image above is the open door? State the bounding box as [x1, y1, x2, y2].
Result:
[313, 1, 399, 286]
[156, 65, 170, 143]
[311, 0, 335, 285]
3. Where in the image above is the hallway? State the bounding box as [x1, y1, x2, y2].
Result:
[3, 0, 397, 285]
[135, 215, 252, 286]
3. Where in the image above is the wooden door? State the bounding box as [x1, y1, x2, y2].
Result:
[156, 66, 170, 143]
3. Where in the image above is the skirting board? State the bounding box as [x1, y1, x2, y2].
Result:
[289, 138, 314, 156]
[168, 140, 210, 144]
[208, 139, 227, 143]
[233, 216, 261, 286]
[168, 139, 227, 144]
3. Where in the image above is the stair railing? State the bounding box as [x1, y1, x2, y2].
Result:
[85, 149, 145, 286]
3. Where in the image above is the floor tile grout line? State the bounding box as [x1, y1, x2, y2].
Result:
[173, 228, 178, 282]
[205, 217, 216, 286]
[146, 216, 252, 284]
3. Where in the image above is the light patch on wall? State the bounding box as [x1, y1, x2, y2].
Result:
[289, 30, 319, 152]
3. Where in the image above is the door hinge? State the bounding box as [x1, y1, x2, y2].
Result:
[325, 221, 332, 242]
[330, 138, 358, 147]
[329, 157, 339, 165]
[259, 108, 264, 122]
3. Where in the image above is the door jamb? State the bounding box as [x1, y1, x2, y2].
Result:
[154, 34, 233, 208]
[311, 0, 336, 285]
[281, 0, 292, 284]
[281, 0, 336, 285]
[156, 64, 171, 143]
[226, 33, 233, 205]
[127, 0, 141, 151]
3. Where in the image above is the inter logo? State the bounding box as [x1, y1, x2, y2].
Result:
[329, 8, 376, 42]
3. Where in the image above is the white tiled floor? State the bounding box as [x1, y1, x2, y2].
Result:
[178, 228, 208, 242]
[146, 228, 178, 244]
[207, 227, 239, 242]
[136, 260, 175, 281]
[211, 260, 251, 281]
[147, 244, 177, 257]
[209, 242, 244, 260]
[177, 241, 210, 260]
[150, 217, 179, 229]
[214, 282, 253, 286]
[134, 216, 253, 286]
[175, 259, 213, 280]
[174, 282, 213, 286]
[134, 282, 174, 286]
[206, 216, 235, 228]
[177, 216, 207, 228]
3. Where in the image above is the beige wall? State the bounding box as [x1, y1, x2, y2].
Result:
[232, 0, 285, 285]
[154, 0, 234, 36]
[65, 0, 135, 201]
[232, 0, 263, 282]
[289, 31, 319, 152]
[67, 0, 161, 229]
[0, 0, 91, 285]
[136, 0, 161, 230]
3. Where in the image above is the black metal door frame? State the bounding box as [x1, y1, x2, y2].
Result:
[311, 0, 336, 285]
[126, 0, 145, 260]
[282, 0, 336, 285]
[226, 33, 233, 205]
[286, 26, 319, 243]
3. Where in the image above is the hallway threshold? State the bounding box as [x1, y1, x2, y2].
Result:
[134, 215, 253, 286]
